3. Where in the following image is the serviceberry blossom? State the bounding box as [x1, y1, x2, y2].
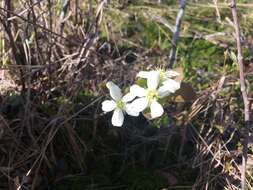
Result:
[130, 71, 180, 119]
[102, 82, 139, 127]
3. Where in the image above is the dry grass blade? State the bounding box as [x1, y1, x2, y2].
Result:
[230, 1, 251, 189]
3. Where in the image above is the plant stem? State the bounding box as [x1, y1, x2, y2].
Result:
[230, 1, 251, 189]
[168, 0, 187, 68]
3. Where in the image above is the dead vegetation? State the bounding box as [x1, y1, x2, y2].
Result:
[0, 0, 253, 190]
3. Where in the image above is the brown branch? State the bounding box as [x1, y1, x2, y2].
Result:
[59, 0, 70, 34]
[230, 1, 251, 189]
[0, 6, 80, 46]
[168, 0, 187, 68]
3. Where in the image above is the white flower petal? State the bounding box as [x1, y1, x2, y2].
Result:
[122, 92, 136, 103]
[157, 86, 171, 98]
[162, 79, 180, 93]
[106, 81, 122, 101]
[130, 85, 147, 97]
[147, 71, 160, 90]
[137, 71, 150, 78]
[150, 100, 164, 118]
[164, 70, 179, 78]
[125, 103, 140, 116]
[111, 109, 124, 127]
[102, 100, 116, 112]
[130, 97, 149, 112]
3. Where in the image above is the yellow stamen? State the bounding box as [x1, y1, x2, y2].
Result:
[147, 89, 158, 101]
[116, 100, 125, 109]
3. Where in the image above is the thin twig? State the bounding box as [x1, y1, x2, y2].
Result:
[0, 7, 80, 46]
[213, 0, 221, 23]
[230, 1, 251, 189]
[168, 0, 187, 68]
[59, 0, 70, 34]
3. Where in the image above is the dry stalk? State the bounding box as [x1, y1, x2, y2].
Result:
[0, 7, 77, 45]
[213, 0, 221, 23]
[230, 1, 251, 189]
[168, 0, 187, 68]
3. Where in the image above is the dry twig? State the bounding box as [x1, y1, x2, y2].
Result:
[168, 0, 187, 68]
[230, 1, 251, 189]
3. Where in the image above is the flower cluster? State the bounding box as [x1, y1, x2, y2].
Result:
[102, 69, 181, 127]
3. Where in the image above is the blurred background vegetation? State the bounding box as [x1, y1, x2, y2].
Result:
[0, 0, 253, 189]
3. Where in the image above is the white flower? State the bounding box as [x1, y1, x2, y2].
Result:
[137, 68, 180, 98]
[130, 71, 180, 119]
[102, 82, 139, 127]
[137, 68, 179, 83]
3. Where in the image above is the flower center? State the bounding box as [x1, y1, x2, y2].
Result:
[116, 100, 125, 109]
[158, 69, 165, 82]
[147, 89, 158, 101]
